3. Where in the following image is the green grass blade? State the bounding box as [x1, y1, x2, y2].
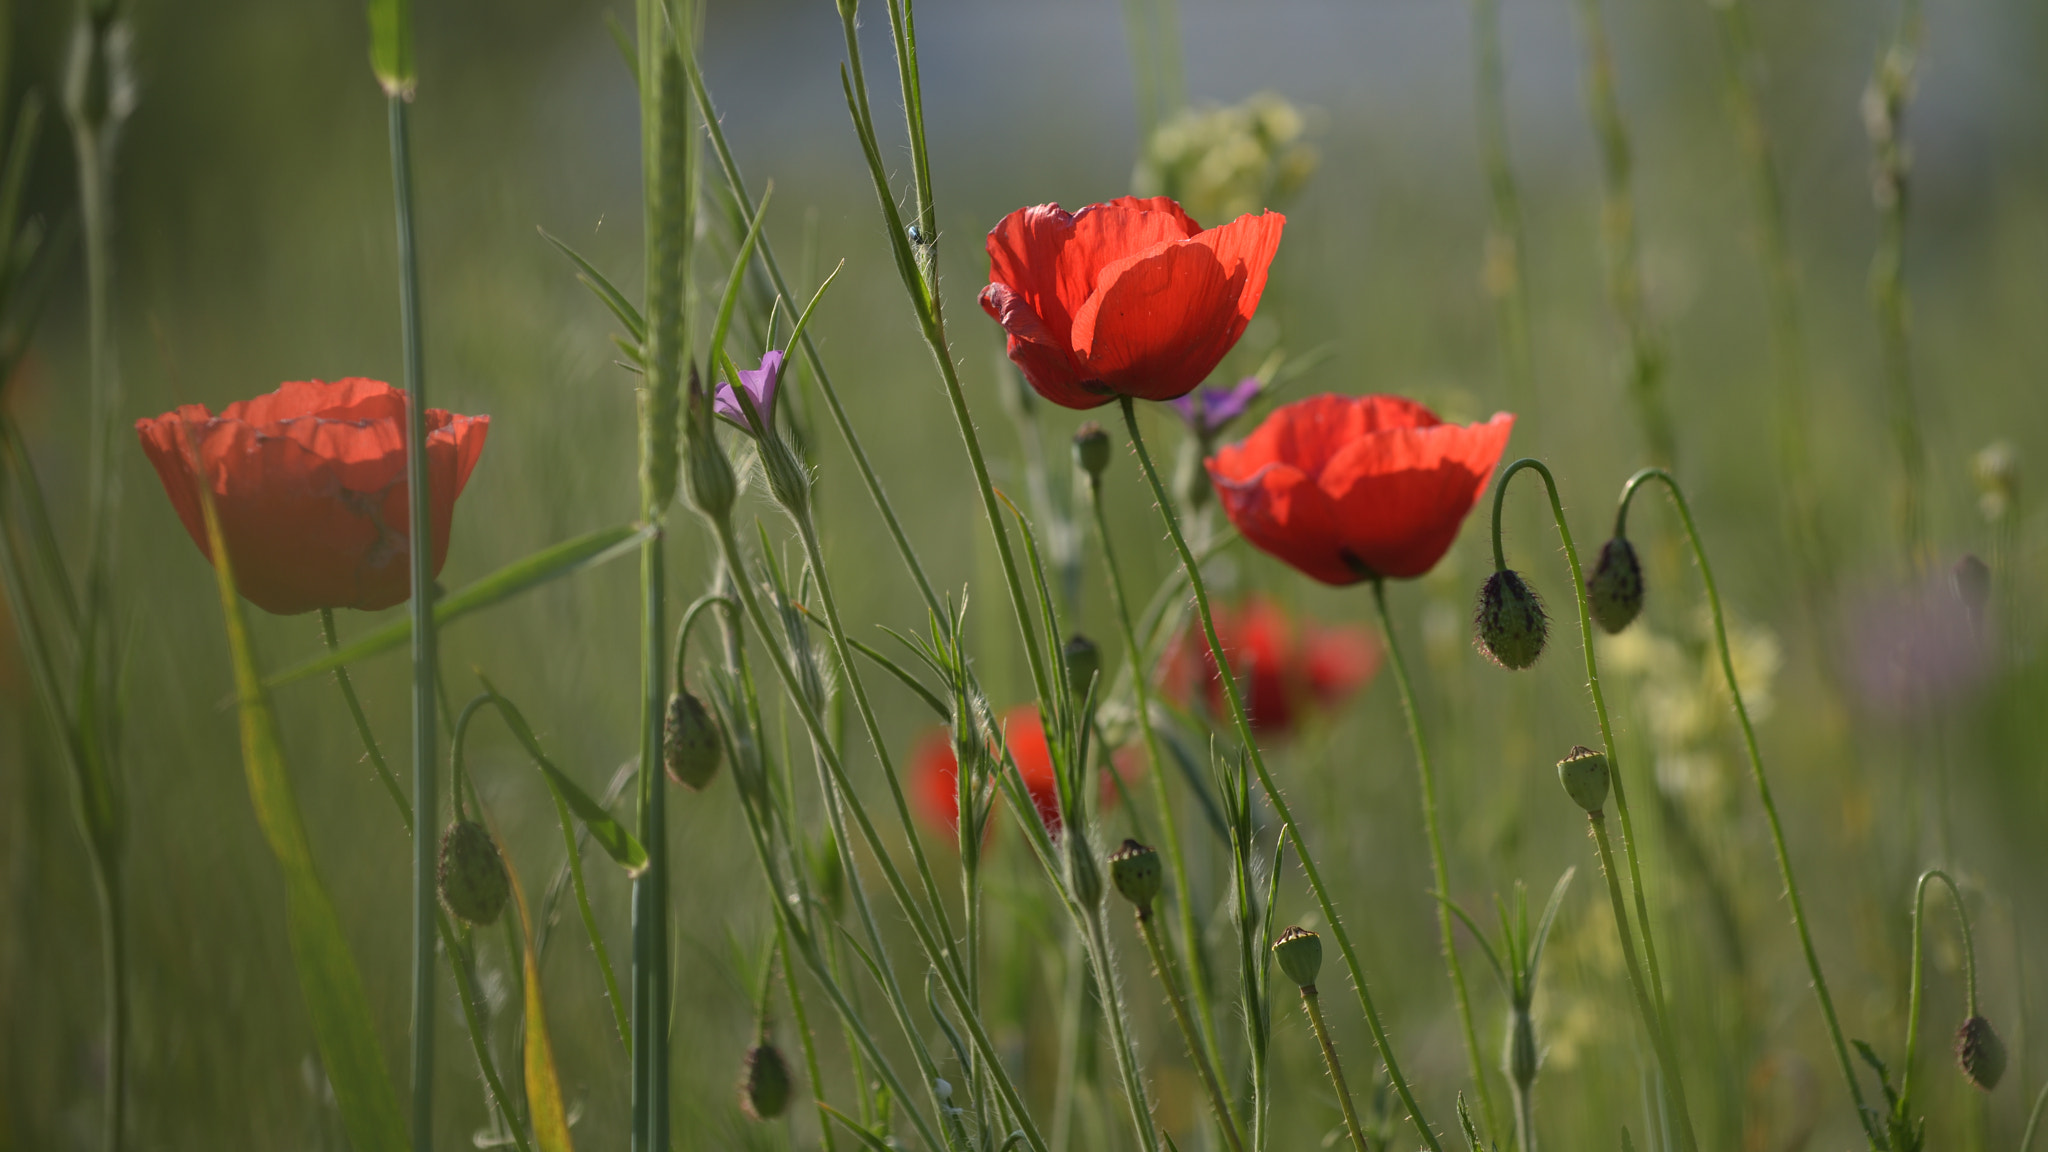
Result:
[194, 441, 406, 1152]
[478, 677, 648, 875]
[538, 226, 647, 345]
[504, 841, 577, 1152]
[263, 523, 651, 689]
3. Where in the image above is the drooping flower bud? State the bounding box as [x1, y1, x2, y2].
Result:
[1109, 839, 1163, 917]
[663, 690, 723, 790]
[1956, 1016, 2007, 1091]
[1475, 569, 1548, 670]
[1272, 925, 1324, 990]
[1586, 536, 1645, 634]
[739, 1041, 793, 1120]
[437, 820, 510, 927]
[1064, 633, 1102, 702]
[1073, 422, 1111, 480]
[1556, 745, 1611, 814]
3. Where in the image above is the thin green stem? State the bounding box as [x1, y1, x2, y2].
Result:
[1900, 869, 1974, 1116]
[1300, 988, 1370, 1152]
[322, 609, 410, 830]
[2022, 1083, 2048, 1152]
[1139, 913, 1244, 1151]
[774, 917, 836, 1152]
[386, 91, 438, 1152]
[1616, 467, 1875, 1143]
[1513, 1082, 1535, 1152]
[1372, 578, 1499, 1138]
[1086, 477, 1223, 1075]
[1082, 907, 1164, 1152]
[1119, 396, 1442, 1152]
[1588, 813, 1699, 1152]
[1471, 0, 1537, 409]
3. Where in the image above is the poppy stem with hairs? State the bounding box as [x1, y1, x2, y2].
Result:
[1117, 395, 1445, 1152]
[1371, 578, 1502, 1143]
[384, 90, 438, 1151]
[1137, 911, 1247, 1152]
[321, 609, 410, 830]
[1900, 870, 1976, 1127]
[1616, 468, 1876, 1145]
[1299, 984, 1371, 1152]
[1488, 458, 1699, 1152]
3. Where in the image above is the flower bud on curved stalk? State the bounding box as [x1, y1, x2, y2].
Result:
[1109, 839, 1163, 917]
[1073, 421, 1111, 481]
[662, 690, 722, 790]
[1475, 568, 1548, 669]
[1956, 1016, 2006, 1092]
[1557, 746, 1611, 814]
[1586, 535, 1645, 633]
[437, 820, 510, 927]
[739, 1040, 793, 1120]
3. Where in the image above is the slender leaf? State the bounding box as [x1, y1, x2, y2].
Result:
[195, 441, 406, 1152]
[504, 841, 576, 1152]
[264, 523, 650, 689]
[478, 677, 648, 875]
[538, 226, 646, 344]
[820, 1104, 897, 1152]
[366, 0, 415, 96]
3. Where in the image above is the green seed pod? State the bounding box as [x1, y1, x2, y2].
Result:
[1073, 421, 1111, 480]
[1557, 745, 1611, 814]
[1475, 569, 1548, 670]
[1504, 1007, 1539, 1092]
[437, 820, 510, 927]
[1272, 925, 1324, 991]
[1109, 839, 1163, 916]
[663, 691, 723, 791]
[740, 1041, 793, 1120]
[1956, 1016, 2007, 1092]
[1586, 536, 1645, 634]
[1064, 633, 1102, 702]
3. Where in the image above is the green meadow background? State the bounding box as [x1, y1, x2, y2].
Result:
[2, 0, 2044, 1147]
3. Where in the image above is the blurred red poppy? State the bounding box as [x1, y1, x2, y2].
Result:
[1161, 596, 1380, 735]
[912, 705, 1131, 839]
[136, 378, 489, 616]
[979, 196, 1285, 409]
[1208, 394, 1512, 584]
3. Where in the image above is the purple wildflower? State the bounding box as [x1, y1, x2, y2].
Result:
[1170, 377, 1262, 438]
[714, 350, 787, 433]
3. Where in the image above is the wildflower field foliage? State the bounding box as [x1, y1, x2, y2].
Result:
[1, 0, 2044, 1150]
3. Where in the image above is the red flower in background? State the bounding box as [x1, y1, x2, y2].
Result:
[137, 378, 489, 616]
[1207, 394, 1512, 584]
[979, 196, 1285, 409]
[914, 705, 1063, 836]
[1161, 596, 1380, 736]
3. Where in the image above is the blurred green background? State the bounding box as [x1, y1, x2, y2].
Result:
[2, 0, 2044, 1148]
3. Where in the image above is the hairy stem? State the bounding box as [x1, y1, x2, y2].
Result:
[1589, 813, 1698, 1152]
[1301, 987, 1371, 1152]
[1139, 913, 1244, 1152]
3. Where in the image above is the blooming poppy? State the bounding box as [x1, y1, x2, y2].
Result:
[1161, 596, 1379, 735]
[136, 378, 489, 616]
[913, 705, 1062, 837]
[1207, 394, 1512, 584]
[979, 196, 1285, 409]
[714, 350, 786, 434]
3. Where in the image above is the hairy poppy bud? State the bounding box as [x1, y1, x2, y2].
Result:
[1073, 422, 1111, 480]
[740, 1041, 793, 1120]
[1586, 536, 1645, 634]
[1956, 1016, 2006, 1091]
[1272, 925, 1323, 990]
[663, 691, 722, 790]
[1109, 839, 1163, 916]
[1064, 633, 1102, 702]
[437, 820, 510, 927]
[1557, 745, 1611, 813]
[1475, 569, 1548, 670]
[1505, 1007, 1539, 1091]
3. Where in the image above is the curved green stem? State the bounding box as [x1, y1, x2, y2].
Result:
[322, 609, 411, 830]
[1616, 467, 1876, 1143]
[1901, 869, 1975, 1116]
[1300, 987, 1371, 1152]
[1372, 578, 1499, 1137]
[1119, 395, 1442, 1152]
[1086, 475, 1224, 1077]
[1139, 913, 1244, 1152]
[2022, 1082, 2048, 1152]
[1491, 458, 1696, 1152]
[1588, 813, 1699, 1152]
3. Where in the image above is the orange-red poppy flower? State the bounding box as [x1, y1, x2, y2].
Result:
[979, 196, 1285, 409]
[137, 378, 489, 616]
[912, 705, 1131, 839]
[1161, 596, 1379, 735]
[1207, 394, 1512, 584]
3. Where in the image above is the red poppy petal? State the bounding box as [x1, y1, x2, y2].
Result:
[199, 421, 396, 614]
[1319, 413, 1513, 578]
[980, 283, 1105, 410]
[1207, 459, 1364, 586]
[985, 204, 1085, 352]
[135, 411, 212, 559]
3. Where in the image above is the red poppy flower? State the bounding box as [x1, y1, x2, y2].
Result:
[1207, 394, 1513, 584]
[979, 196, 1285, 409]
[1161, 596, 1380, 735]
[136, 378, 489, 616]
[913, 705, 1063, 836]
